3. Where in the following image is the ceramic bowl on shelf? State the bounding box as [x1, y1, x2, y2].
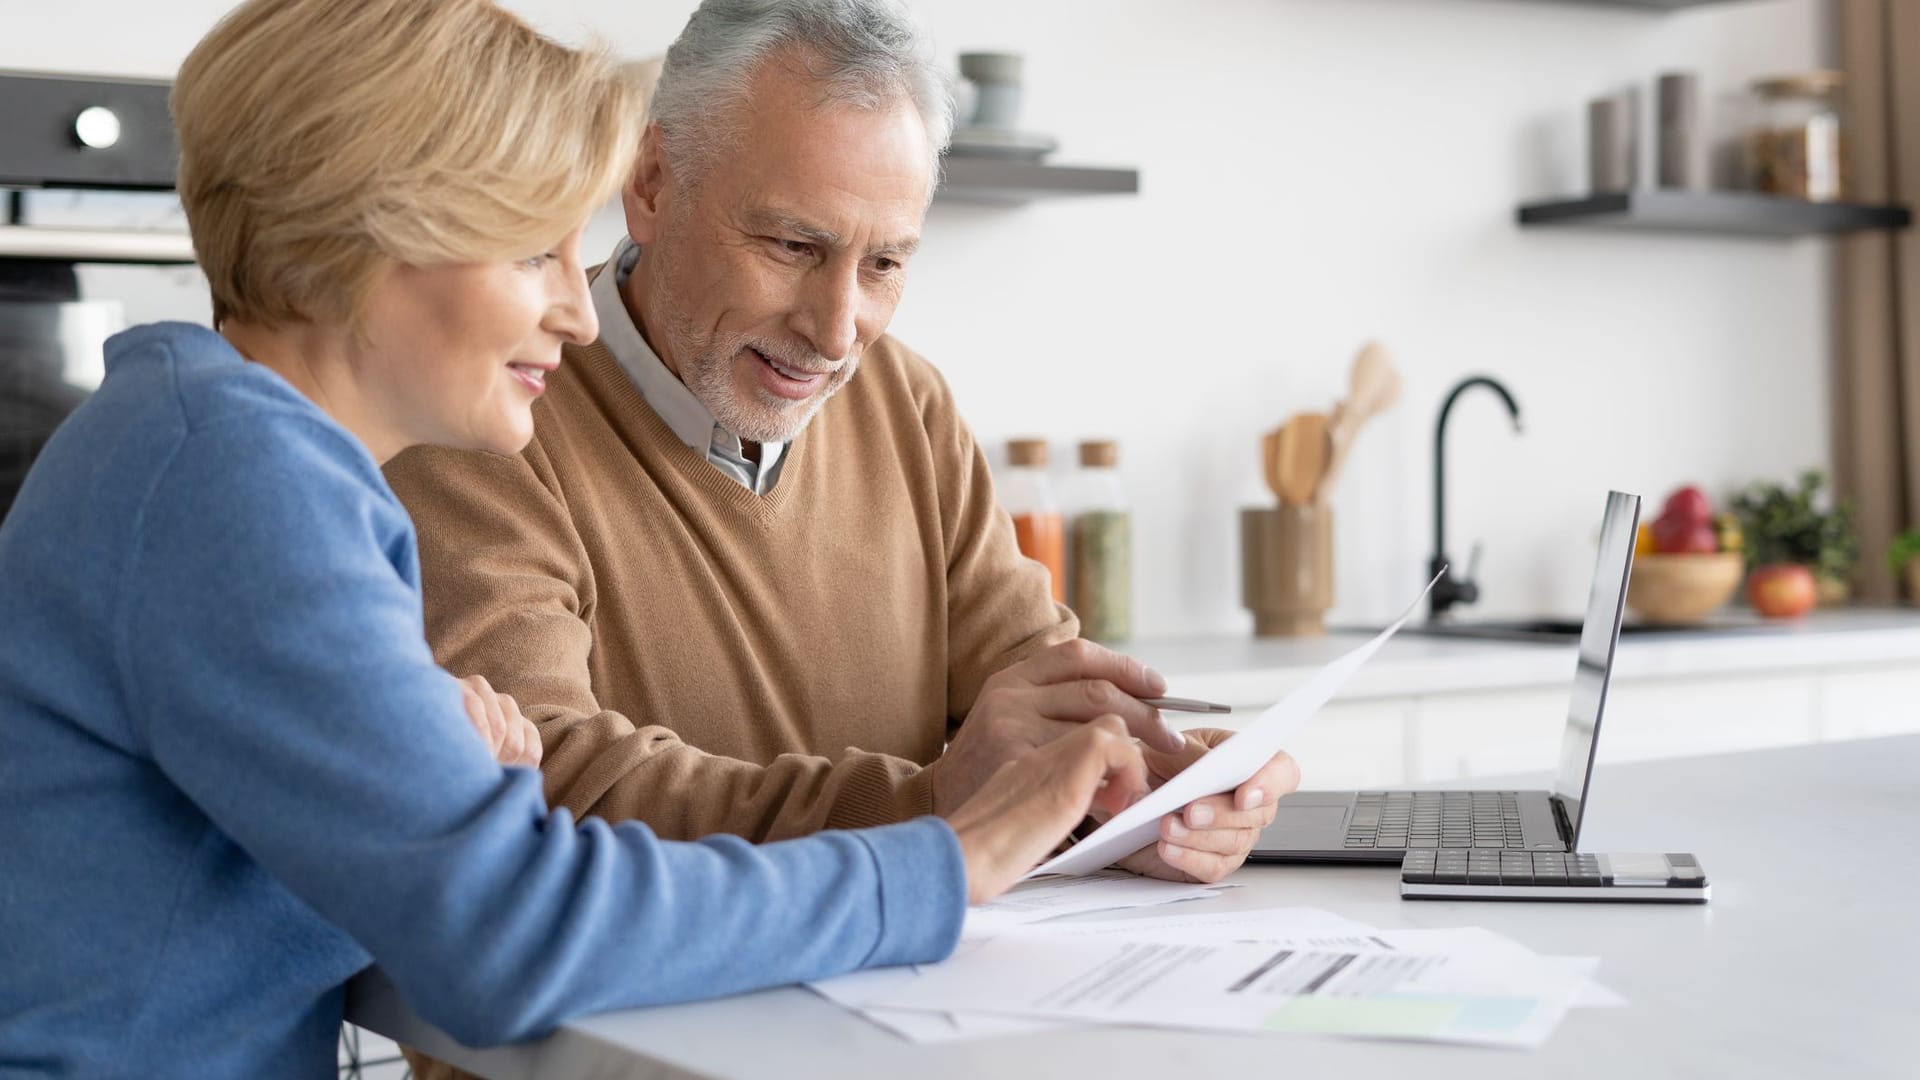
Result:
[946, 125, 1058, 161]
[1626, 552, 1744, 624]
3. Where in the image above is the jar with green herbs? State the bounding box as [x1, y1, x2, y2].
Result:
[1065, 440, 1131, 641]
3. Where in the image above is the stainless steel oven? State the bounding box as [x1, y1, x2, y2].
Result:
[1, 70, 193, 521]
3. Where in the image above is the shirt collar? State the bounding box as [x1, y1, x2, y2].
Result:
[590, 238, 785, 488]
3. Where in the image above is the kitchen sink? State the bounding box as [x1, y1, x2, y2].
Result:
[1403, 613, 1789, 644]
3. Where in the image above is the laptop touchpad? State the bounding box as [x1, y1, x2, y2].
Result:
[1262, 805, 1350, 847]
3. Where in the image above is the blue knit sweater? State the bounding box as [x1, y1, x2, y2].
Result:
[0, 323, 964, 1077]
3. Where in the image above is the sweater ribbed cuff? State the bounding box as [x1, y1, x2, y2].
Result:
[824, 757, 936, 831]
[854, 816, 966, 969]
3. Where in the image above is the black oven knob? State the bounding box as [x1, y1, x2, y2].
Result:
[73, 106, 123, 150]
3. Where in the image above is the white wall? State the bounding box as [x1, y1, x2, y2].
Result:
[3, 0, 1835, 636]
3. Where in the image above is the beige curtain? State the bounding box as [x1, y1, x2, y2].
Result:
[1835, 0, 1920, 602]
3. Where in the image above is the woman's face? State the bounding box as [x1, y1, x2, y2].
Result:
[357, 224, 598, 457]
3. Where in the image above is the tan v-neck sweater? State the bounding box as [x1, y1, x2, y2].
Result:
[384, 335, 1075, 843]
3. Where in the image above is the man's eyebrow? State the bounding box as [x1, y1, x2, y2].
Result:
[746, 210, 842, 248]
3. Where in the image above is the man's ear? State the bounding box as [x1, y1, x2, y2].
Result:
[621, 123, 669, 246]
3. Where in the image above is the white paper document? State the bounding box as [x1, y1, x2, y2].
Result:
[813, 906, 1616, 1047]
[849, 1005, 1069, 1043]
[878, 925, 1593, 1048]
[810, 871, 1239, 1043]
[1004, 905, 1381, 946]
[1027, 572, 1442, 879]
[964, 870, 1230, 936]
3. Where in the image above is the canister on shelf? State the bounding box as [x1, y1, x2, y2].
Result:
[1065, 439, 1131, 642]
[1656, 72, 1703, 190]
[1748, 71, 1847, 202]
[1588, 90, 1640, 194]
[1003, 438, 1065, 604]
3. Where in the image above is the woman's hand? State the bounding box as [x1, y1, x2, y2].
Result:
[943, 715, 1150, 904]
[457, 674, 542, 769]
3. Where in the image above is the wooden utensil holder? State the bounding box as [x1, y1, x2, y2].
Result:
[1241, 504, 1333, 637]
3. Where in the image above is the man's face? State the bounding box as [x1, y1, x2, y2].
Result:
[623, 56, 932, 445]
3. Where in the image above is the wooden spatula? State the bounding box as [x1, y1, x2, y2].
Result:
[1275, 412, 1330, 505]
[1320, 342, 1402, 499]
[1348, 341, 1402, 422]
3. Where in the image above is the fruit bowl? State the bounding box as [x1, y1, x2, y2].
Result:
[1626, 552, 1743, 624]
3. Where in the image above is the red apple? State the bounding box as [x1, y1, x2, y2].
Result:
[1747, 563, 1816, 618]
[1660, 486, 1714, 528]
[1652, 516, 1718, 554]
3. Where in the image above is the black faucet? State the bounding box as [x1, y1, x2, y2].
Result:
[1430, 375, 1522, 619]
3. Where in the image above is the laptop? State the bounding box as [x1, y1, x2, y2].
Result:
[1250, 489, 1640, 863]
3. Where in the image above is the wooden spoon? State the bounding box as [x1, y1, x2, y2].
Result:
[1261, 427, 1287, 502]
[1275, 412, 1330, 506]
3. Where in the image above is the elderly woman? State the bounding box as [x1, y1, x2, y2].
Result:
[0, 0, 1150, 1074]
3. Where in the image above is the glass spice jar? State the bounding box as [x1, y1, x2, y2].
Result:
[1002, 438, 1066, 604]
[1065, 440, 1131, 642]
[1748, 71, 1847, 202]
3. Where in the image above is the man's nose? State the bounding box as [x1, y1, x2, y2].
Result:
[793, 263, 861, 361]
[549, 269, 599, 347]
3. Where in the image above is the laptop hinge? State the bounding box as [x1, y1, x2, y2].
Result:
[1550, 796, 1575, 849]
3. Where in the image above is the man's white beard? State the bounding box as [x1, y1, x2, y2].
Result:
[682, 333, 859, 445]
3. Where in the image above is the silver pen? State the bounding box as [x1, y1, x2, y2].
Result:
[1139, 696, 1231, 714]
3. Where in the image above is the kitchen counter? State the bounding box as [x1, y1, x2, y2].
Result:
[1133, 607, 1920, 706]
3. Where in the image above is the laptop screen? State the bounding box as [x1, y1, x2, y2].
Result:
[1550, 490, 1641, 849]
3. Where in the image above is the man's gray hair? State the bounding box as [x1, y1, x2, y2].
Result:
[649, 0, 955, 189]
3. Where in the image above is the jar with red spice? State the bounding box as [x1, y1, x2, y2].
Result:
[1002, 438, 1065, 604]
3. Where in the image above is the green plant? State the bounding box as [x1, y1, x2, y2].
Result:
[1729, 469, 1858, 582]
[1888, 529, 1920, 578]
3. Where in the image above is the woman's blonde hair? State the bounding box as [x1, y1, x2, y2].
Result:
[173, 0, 642, 328]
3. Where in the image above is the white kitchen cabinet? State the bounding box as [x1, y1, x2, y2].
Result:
[1280, 700, 1413, 790]
[1146, 614, 1920, 789]
[1412, 688, 1568, 783]
[1596, 673, 1817, 765]
[1173, 700, 1414, 790]
[1812, 665, 1920, 741]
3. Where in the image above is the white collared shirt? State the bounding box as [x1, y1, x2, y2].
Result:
[590, 237, 787, 495]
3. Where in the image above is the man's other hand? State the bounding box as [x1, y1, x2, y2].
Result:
[1111, 728, 1300, 883]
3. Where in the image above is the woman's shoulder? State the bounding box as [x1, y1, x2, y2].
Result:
[102, 322, 382, 480]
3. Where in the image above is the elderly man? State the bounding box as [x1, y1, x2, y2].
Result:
[387, 0, 1296, 881]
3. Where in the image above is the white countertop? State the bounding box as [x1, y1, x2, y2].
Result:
[349, 735, 1920, 1080]
[1131, 607, 1920, 706]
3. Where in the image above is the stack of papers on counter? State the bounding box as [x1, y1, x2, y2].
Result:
[808, 891, 1619, 1049]
[806, 574, 1613, 1048]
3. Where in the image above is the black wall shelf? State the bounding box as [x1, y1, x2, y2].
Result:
[1517, 191, 1913, 238]
[935, 159, 1139, 205]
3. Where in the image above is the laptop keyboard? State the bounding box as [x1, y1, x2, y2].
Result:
[1342, 791, 1525, 850]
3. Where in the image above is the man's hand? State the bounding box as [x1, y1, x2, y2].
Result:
[1110, 728, 1300, 883]
[457, 674, 542, 769]
[930, 640, 1185, 816]
[946, 716, 1151, 904]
